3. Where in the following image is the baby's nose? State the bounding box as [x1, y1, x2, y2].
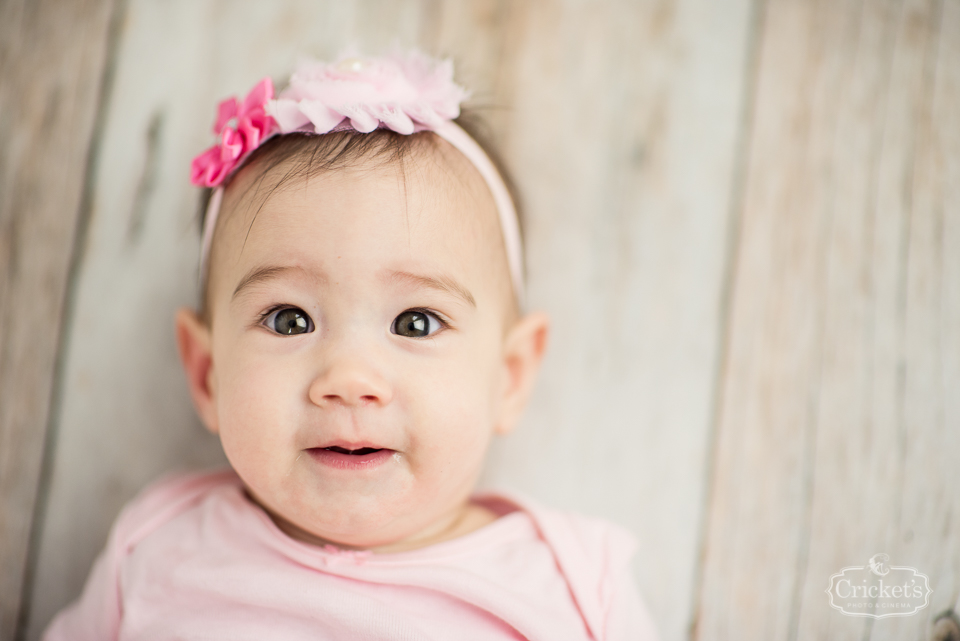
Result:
[307, 353, 392, 407]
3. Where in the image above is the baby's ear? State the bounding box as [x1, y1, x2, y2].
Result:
[495, 311, 550, 435]
[175, 308, 220, 434]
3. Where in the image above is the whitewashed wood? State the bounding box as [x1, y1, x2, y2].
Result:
[696, 0, 959, 639]
[23, 1, 754, 639]
[0, 0, 117, 639]
[873, 1, 960, 638]
[479, 3, 754, 641]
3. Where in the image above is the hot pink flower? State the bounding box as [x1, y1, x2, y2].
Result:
[190, 78, 278, 187]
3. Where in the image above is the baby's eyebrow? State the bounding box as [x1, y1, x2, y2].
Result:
[387, 270, 476, 307]
[232, 265, 314, 301]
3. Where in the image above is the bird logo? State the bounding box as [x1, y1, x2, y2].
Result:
[868, 553, 890, 577]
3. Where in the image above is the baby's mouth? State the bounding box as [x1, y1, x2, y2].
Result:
[320, 446, 384, 456]
[307, 445, 394, 471]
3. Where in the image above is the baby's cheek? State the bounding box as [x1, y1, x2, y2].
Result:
[417, 359, 498, 455]
[216, 359, 293, 474]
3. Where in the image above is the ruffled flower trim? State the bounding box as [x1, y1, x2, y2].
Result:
[190, 51, 468, 188]
[267, 51, 467, 136]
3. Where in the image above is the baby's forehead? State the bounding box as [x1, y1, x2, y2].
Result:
[208, 134, 508, 288]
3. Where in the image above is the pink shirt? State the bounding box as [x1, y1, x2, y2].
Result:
[44, 470, 659, 640]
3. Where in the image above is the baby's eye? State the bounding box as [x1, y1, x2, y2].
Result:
[263, 307, 314, 335]
[391, 310, 443, 338]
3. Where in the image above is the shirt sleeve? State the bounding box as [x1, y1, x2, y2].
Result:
[40, 470, 234, 641]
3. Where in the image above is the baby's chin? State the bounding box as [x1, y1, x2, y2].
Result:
[247, 483, 479, 553]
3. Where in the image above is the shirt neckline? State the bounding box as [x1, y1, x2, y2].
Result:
[224, 480, 538, 567]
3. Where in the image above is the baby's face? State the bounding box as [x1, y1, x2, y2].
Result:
[181, 139, 543, 551]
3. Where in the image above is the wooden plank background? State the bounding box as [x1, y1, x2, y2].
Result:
[696, 1, 960, 640]
[0, 1, 957, 640]
[0, 0, 119, 637]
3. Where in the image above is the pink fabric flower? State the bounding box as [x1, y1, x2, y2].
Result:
[266, 51, 467, 136]
[190, 51, 467, 188]
[190, 78, 278, 187]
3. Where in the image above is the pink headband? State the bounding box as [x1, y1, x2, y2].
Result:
[191, 51, 524, 303]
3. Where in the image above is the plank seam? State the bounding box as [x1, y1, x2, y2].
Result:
[688, 0, 769, 638]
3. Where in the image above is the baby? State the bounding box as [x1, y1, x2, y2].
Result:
[44, 51, 659, 641]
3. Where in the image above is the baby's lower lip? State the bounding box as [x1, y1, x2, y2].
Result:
[306, 447, 394, 471]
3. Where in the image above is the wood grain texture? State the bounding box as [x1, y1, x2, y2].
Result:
[695, 0, 959, 639]
[21, 2, 754, 640]
[481, 3, 754, 640]
[0, 0, 117, 638]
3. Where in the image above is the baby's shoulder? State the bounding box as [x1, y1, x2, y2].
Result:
[109, 468, 240, 553]
[497, 493, 637, 568]
[485, 493, 649, 639]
